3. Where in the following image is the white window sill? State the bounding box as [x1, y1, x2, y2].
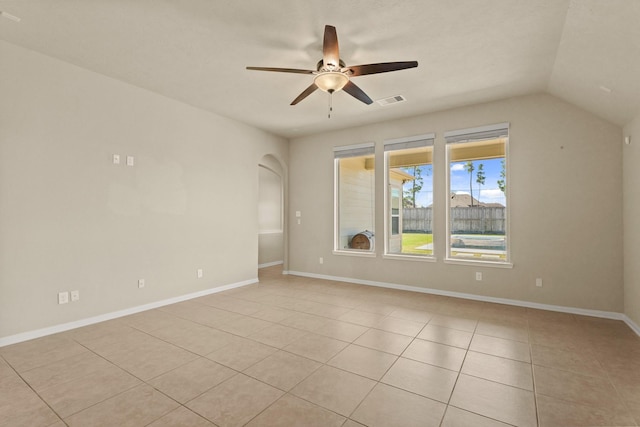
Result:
[333, 250, 377, 258]
[383, 254, 437, 263]
[444, 258, 513, 269]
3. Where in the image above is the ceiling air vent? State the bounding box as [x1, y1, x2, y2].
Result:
[376, 95, 406, 106]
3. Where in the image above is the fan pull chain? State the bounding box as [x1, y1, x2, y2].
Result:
[328, 92, 333, 119]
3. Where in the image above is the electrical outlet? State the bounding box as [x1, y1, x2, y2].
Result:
[58, 291, 69, 305]
[70, 290, 80, 302]
[536, 278, 543, 287]
[319, 257, 324, 264]
[197, 269, 203, 278]
[138, 279, 145, 289]
[475, 272, 483, 281]
[126, 155, 134, 166]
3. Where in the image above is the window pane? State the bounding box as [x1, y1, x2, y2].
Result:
[386, 145, 433, 256]
[335, 153, 375, 251]
[448, 137, 507, 262]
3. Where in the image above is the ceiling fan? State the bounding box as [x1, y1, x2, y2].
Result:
[246, 25, 418, 107]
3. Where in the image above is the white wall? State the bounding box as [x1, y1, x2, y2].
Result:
[289, 93, 623, 313]
[0, 41, 287, 340]
[623, 114, 640, 326]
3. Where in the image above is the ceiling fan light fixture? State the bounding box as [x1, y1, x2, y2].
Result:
[314, 72, 349, 93]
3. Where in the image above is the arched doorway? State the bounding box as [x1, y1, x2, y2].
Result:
[258, 155, 286, 270]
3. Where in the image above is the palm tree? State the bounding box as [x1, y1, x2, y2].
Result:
[464, 161, 475, 206]
[476, 163, 485, 203]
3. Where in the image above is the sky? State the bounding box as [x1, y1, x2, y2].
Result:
[402, 157, 506, 207]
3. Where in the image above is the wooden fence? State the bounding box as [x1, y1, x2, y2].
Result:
[402, 207, 506, 234]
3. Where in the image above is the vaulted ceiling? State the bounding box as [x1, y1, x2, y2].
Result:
[1, 0, 638, 138]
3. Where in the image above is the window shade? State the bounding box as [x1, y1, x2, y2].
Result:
[333, 142, 375, 158]
[383, 133, 435, 152]
[444, 123, 509, 144]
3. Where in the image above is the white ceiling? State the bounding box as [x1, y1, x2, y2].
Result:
[1, 0, 639, 138]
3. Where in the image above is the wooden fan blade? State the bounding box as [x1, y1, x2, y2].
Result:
[291, 83, 319, 105]
[323, 25, 340, 69]
[346, 61, 418, 77]
[342, 81, 373, 105]
[246, 66, 315, 74]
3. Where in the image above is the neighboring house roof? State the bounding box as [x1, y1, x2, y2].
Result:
[430, 193, 505, 208]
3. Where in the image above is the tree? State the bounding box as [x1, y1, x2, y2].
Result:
[476, 163, 485, 203]
[403, 166, 423, 208]
[497, 159, 506, 193]
[464, 161, 475, 207]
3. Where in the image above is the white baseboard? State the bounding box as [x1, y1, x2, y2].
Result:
[0, 278, 258, 348]
[258, 260, 284, 269]
[287, 270, 640, 337]
[622, 315, 640, 336]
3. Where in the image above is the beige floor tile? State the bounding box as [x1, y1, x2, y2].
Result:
[248, 323, 308, 348]
[536, 393, 637, 427]
[461, 351, 533, 390]
[0, 373, 62, 427]
[418, 324, 473, 348]
[342, 420, 367, 427]
[402, 338, 467, 371]
[278, 312, 330, 332]
[328, 344, 397, 380]
[149, 320, 236, 355]
[205, 336, 277, 371]
[199, 295, 265, 316]
[469, 333, 531, 362]
[351, 383, 446, 427]
[103, 337, 199, 381]
[64, 319, 132, 343]
[181, 304, 245, 329]
[534, 364, 624, 408]
[0, 357, 14, 380]
[388, 307, 434, 323]
[245, 394, 346, 427]
[283, 333, 348, 363]
[302, 302, 352, 319]
[65, 384, 179, 427]
[373, 316, 425, 336]
[450, 374, 536, 427]
[187, 373, 283, 426]
[245, 350, 321, 391]
[312, 319, 369, 342]
[147, 406, 215, 427]
[353, 328, 412, 355]
[441, 406, 512, 427]
[476, 320, 529, 342]
[21, 351, 115, 390]
[381, 357, 457, 403]
[250, 307, 296, 323]
[148, 357, 235, 403]
[0, 334, 88, 373]
[121, 309, 183, 333]
[215, 315, 273, 337]
[428, 314, 478, 332]
[338, 309, 386, 327]
[531, 343, 606, 377]
[290, 365, 376, 417]
[33, 361, 141, 417]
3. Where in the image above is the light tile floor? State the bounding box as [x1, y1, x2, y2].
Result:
[1, 265, 640, 426]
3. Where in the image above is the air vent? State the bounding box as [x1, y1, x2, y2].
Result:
[376, 95, 406, 106]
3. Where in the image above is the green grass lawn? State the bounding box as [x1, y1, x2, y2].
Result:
[401, 233, 433, 254]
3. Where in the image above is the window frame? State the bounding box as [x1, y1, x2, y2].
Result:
[444, 123, 512, 267]
[333, 142, 377, 257]
[383, 134, 436, 261]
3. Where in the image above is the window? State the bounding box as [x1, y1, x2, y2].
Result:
[445, 123, 509, 263]
[334, 143, 376, 253]
[384, 134, 434, 257]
